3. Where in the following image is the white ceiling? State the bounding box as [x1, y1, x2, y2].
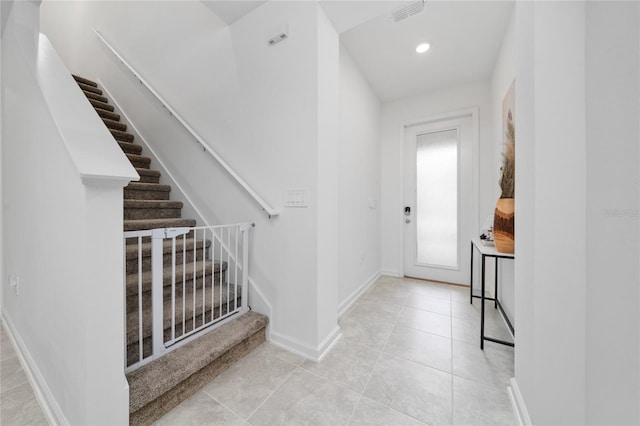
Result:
[201, 1, 267, 25]
[200, 1, 514, 103]
[340, 1, 514, 102]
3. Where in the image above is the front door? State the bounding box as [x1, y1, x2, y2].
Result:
[403, 113, 475, 284]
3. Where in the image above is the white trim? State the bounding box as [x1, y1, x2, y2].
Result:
[508, 377, 532, 426]
[316, 327, 342, 362]
[270, 326, 342, 362]
[337, 271, 381, 318]
[2, 313, 67, 426]
[398, 107, 480, 280]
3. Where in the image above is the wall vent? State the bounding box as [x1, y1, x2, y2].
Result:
[391, 0, 425, 23]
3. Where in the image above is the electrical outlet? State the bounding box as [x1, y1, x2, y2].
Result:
[8, 275, 19, 295]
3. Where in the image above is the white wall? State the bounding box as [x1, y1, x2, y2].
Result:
[41, 0, 343, 359]
[491, 12, 515, 322]
[380, 81, 494, 277]
[513, 1, 639, 424]
[337, 44, 381, 314]
[2, 1, 135, 423]
[584, 2, 639, 423]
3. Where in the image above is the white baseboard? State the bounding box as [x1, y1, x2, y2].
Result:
[2, 313, 67, 425]
[380, 269, 403, 277]
[337, 271, 381, 318]
[508, 377, 532, 426]
[270, 326, 342, 362]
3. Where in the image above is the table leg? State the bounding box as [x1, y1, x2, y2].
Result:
[494, 257, 499, 309]
[469, 242, 474, 304]
[480, 253, 486, 350]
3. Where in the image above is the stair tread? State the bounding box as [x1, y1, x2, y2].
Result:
[127, 311, 268, 413]
[83, 90, 108, 103]
[125, 200, 183, 209]
[125, 237, 211, 259]
[90, 98, 114, 112]
[136, 168, 161, 177]
[119, 141, 143, 155]
[125, 259, 225, 291]
[111, 129, 134, 141]
[78, 81, 102, 95]
[103, 118, 126, 131]
[72, 74, 97, 87]
[96, 109, 120, 121]
[126, 182, 171, 191]
[124, 218, 197, 231]
[126, 153, 151, 162]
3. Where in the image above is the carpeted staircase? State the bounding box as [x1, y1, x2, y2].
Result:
[72, 75, 268, 425]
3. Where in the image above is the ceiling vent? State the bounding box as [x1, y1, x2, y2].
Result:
[391, 0, 425, 23]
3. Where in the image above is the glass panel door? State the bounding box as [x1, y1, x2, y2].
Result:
[416, 129, 458, 268]
[403, 113, 475, 285]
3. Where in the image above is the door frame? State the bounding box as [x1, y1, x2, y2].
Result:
[398, 107, 480, 284]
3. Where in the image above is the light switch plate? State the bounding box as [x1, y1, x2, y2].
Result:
[284, 189, 308, 207]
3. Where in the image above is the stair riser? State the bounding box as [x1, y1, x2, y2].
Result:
[124, 232, 196, 246]
[137, 174, 160, 184]
[126, 289, 239, 345]
[78, 82, 102, 95]
[96, 109, 120, 121]
[124, 188, 170, 201]
[112, 130, 134, 142]
[84, 91, 108, 103]
[90, 99, 114, 112]
[125, 246, 207, 272]
[72, 74, 97, 87]
[126, 267, 223, 297]
[124, 207, 183, 221]
[129, 157, 151, 169]
[103, 119, 127, 132]
[119, 142, 142, 155]
[126, 302, 242, 367]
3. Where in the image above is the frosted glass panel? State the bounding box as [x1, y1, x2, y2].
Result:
[416, 129, 458, 268]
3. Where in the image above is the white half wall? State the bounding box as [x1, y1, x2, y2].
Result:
[2, 2, 135, 423]
[380, 81, 494, 278]
[337, 44, 381, 314]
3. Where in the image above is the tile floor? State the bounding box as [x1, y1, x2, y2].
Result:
[155, 276, 516, 426]
[0, 325, 49, 425]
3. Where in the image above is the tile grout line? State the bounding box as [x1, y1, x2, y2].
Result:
[240, 359, 300, 423]
[450, 292, 455, 425]
[356, 280, 440, 425]
[198, 347, 301, 424]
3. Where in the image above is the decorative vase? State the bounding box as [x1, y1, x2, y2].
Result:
[494, 198, 514, 254]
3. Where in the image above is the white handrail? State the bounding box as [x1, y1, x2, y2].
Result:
[93, 29, 279, 219]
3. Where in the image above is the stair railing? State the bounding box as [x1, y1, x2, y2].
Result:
[123, 223, 253, 373]
[93, 29, 279, 219]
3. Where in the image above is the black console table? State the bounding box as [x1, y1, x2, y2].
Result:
[469, 238, 515, 349]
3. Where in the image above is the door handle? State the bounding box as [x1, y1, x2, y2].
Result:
[404, 206, 411, 216]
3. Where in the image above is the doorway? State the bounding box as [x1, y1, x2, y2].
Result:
[403, 110, 477, 285]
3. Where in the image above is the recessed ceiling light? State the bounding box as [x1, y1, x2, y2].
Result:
[416, 43, 431, 53]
